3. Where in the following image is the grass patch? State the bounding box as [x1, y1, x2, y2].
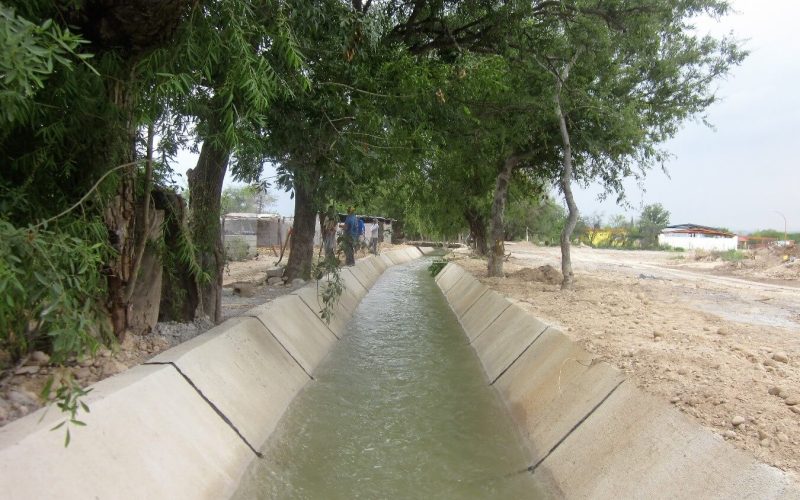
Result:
[719, 249, 747, 262]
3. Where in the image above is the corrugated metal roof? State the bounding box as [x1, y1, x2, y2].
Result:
[661, 223, 734, 238]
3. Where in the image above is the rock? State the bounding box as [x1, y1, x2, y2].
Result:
[778, 388, 790, 399]
[232, 282, 256, 298]
[772, 352, 789, 363]
[14, 365, 39, 376]
[763, 358, 778, 368]
[79, 357, 93, 368]
[291, 278, 306, 286]
[653, 330, 663, 339]
[670, 396, 681, 404]
[777, 433, 789, 443]
[758, 429, 769, 440]
[101, 359, 128, 377]
[716, 327, 728, 336]
[703, 326, 710, 332]
[30, 351, 50, 365]
[760, 439, 771, 447]
[769, 386, 782, 396]
[784, 396, 799, 406]
[266, 267, 284, 278]
[677, 368, 688, 375]
[267, 276, 283, 286]
[723, 430, 737, 439]
[8, 390, 38, 407]
[98, 347, 112, 358]
[731, 416, 746, 427]
[74, 367, 92, 380]
[790, 406, 800, 415]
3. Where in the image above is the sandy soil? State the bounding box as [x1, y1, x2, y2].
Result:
[454, 242, 800, 477]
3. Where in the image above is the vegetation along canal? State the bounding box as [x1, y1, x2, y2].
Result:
[233, 259, 543, 499]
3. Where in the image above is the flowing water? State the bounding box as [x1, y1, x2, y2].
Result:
[232, 259, 543, 499]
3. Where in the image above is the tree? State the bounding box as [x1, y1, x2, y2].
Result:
[220, 185, 277, 215]
[639, 203, 670, 248]
[517, 1, 744, 288]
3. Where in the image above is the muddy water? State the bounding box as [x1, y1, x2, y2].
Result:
[232, 259, 542, 499]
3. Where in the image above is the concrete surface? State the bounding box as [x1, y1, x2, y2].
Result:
[435, 264, 800, 499]
[151, 316, 310, 451]
[458, 289, 513, 342]
[443, 273, 489, 318]
[0, 365, 251, 499]
[246, 295, 338, 375]
[470, 306, 549, 384]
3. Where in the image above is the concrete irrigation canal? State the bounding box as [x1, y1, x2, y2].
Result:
[0, 246, 797, 498]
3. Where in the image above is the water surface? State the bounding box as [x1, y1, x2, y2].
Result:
[233, 259, 542, 499]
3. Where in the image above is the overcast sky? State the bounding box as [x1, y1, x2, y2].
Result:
[573, 0, 800, 232]
[176, 0, 798, 232]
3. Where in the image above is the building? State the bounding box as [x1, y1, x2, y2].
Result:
[658, 223, 738, 251]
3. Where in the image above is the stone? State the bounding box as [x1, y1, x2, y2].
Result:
[266, 267, 284, 278]
[30, 351, 50, 365]
[101, 359, 128, 377]
[772, 352, 789, 363]
[291, 278, 306, 286]
[769, 386, 782, 396]
[777, 433, 789, 443]
[267, 276, 283, 286]
[731, 416, 746, 426]
[79, 357, 93, 368]
[8, 390, 38, 407]
[232, 283, 256, 298]
[677, 368, 688, 375]
[758, 429, 769, 440]
[74, 367, 92, 380]
[760, 439, 771, 447]
[716, 327, 728, 336]
[98, 347, 112, 358]
[723, 430, 737, 439]
[653, 330, 663, 339]
[784, 396, 799, 406]
[790, 406, 800, 415]
[763, 358, 778, 368]
[14, 365, 39, 376]
[703, 326, 710, 331]
[670, 396, 681, 404]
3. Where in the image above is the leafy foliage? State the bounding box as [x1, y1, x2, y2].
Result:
[0, 219, 112, 364]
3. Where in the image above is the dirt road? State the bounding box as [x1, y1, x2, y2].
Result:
[455, 242, 800, 477]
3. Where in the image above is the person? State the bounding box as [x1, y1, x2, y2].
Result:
[343, 206, 358, 266]
[357, 217, 366, 249]
[322, 205, 338, 262]
[369, 219, 380, 255]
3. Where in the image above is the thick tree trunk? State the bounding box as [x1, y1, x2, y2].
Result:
[464, 208, 488, 256]
[188, 140, 230, 323]
[487, 156, 518, 277]
[156, 189, 200, 322]
[555, 81, 578, 290]
[285, 173, 320, 281]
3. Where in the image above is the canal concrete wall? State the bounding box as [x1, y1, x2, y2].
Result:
[435, 262, 799, 499]
[0, 247, 424, 499]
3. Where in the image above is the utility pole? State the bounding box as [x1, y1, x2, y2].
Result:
[774, 210, 787, 242]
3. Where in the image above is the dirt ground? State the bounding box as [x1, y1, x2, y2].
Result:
[455, 242, 800, 478]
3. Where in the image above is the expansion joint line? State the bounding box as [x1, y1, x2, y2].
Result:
[143, 361, 264, 458]
[468, 302, 513, 345]
[525, 379, 626, 474]
[489, 325, 550, 386]
[297, 297, 341, 339]
[251, 316, 315, 380]
[459, 288, 490, 320]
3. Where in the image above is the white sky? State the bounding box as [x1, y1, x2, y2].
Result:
[175, 0, 799, 232]
[572, 0, 800, 232]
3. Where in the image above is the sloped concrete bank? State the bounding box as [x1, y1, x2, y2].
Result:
[435, 263, 799, 499]
[0, 247, 423, 499]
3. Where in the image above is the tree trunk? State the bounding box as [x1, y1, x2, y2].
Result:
[464, 208, 488, 256]
[285, 172, 320, 281]
[188, 140, 230, 323]
[156, 189, 200, 322]
[555, 80, 578, 290]
[487, 156, 518, 277]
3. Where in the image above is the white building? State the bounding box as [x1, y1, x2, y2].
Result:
[658, 224, 738, 251]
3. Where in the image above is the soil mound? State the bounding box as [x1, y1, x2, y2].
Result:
[510, 265, 563, 285]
